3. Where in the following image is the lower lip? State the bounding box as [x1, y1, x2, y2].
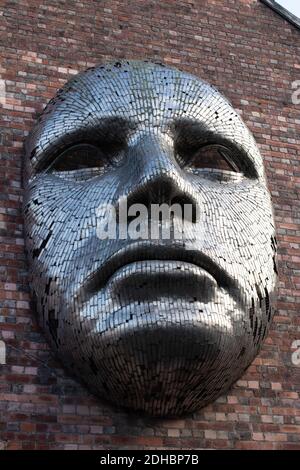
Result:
[109, 259, 215, 277]
[105, 260, 217, 301]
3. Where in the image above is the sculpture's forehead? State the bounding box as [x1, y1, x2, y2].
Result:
[26, 61, 265, 178]
[49, 62, 230, 120]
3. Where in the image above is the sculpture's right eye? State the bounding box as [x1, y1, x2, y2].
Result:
[187, 144, 240, 173]
[45, 144, 112, 181]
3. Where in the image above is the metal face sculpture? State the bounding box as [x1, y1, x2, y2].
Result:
[24, 61, 277, 416]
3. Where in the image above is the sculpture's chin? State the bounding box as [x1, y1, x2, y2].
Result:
[57, 308, 256, 416]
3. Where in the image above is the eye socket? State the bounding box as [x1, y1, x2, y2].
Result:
[47, 144, 108, 172]
[187, 145, 240, 173]
[44, 143, 121, 181]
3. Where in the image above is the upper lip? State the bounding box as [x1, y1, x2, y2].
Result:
[83, 242, 240, 297]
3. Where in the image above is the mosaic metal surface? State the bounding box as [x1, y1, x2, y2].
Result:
[24, 60, 277, 416]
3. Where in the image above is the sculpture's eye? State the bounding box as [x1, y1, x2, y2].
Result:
[188, 145, 240, 173]
[46, 143, 117, 181]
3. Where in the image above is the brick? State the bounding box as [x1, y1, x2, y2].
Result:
[20, 423, 36, 433]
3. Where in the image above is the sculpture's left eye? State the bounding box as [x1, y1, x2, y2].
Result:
[46, 144, 113, 181]
[188, 145, 240, 173]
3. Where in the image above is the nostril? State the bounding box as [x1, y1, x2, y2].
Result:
[127, 187, 151, 210]
[123, 171, 199, 223]
[126, 178, 174, 209]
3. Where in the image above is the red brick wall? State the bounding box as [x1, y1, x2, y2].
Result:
[0, 0, 299, 450]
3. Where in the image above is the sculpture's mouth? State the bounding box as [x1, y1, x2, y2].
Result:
[82, 243, 241, 303]
[105, 260, 218, 302]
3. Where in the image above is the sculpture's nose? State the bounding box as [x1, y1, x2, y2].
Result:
[124, 132, 198, 217]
